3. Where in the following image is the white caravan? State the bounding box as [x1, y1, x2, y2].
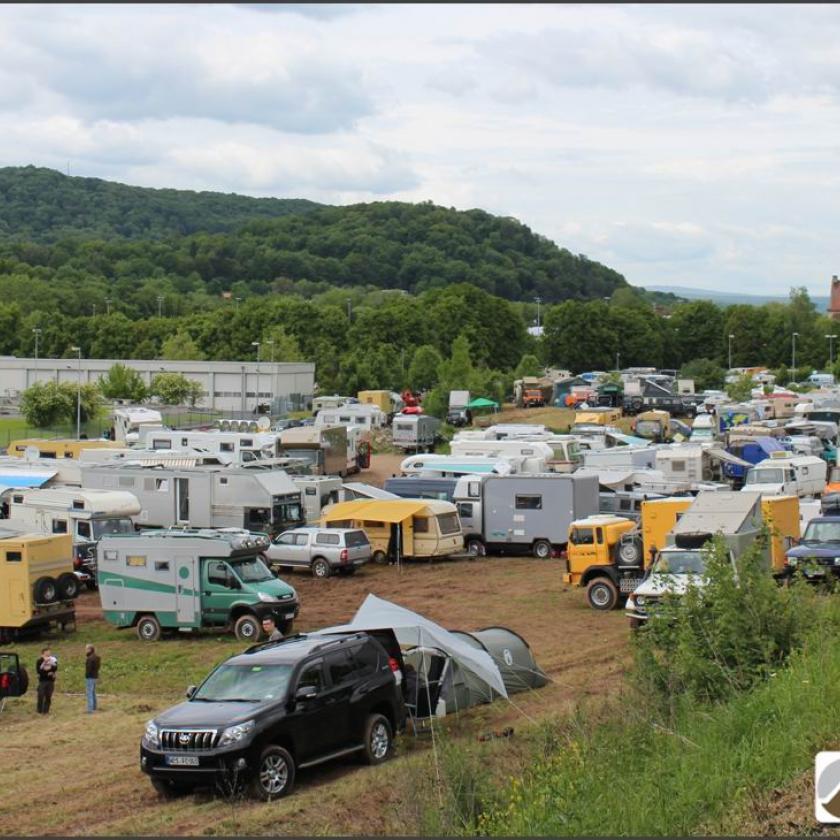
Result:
[399, 454, 515, 478]
[741, 453, 827, 498]
[448, 439, 552, 474]
[315, 403, 386, 430]
[110, 407, 164, 444]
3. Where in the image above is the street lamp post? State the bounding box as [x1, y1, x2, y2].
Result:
[32, 328, 41, 364]
[70, 346, 82, 440]
[615, 351, 620, 372]
[534, 296, 542, 330]
[252, 341, 261, 411]
[266, 340, 275, 364]
[826, 334, 838, 367]
[157, 296, 164, 318]
[792, 332, 799, 375]
[728, 334, 734, 372]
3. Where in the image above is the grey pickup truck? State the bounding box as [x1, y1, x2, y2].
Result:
[262, 527, 372, 578]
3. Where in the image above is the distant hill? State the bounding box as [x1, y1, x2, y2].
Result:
[644, 284, 829, 311]
[0, 166, 321, 241]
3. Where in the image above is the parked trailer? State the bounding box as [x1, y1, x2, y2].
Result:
[448, 439, 552, 473]
[741, 453, 827, 498]
[0, 528, 77, 643]
[97, 529, 299, 642]
[278, 425, 350, 476]
[110, 407, 164, 444]
[462, 473, 599, 558]
[315, 403, 387, 430]
[392, 414, 441, 451]
[81, 463, 304, 536]
[6, 439, 126, 460]
[6, 487, 140, 587]
[400, 454, 515, 478]
[291, 475, 343, 523]
[138, 429, 282, 459]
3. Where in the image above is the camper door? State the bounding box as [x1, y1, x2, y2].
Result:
[175, 555, 199, 625]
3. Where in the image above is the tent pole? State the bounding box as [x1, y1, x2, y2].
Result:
[420, 630, 444, 808]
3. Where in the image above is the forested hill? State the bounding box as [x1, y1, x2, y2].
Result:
[0, 166, 321, 241]
[0, 166, 629, 302]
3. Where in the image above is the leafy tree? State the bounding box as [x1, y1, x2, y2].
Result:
[20, 381, 75, 427]
[679, 358, 726, 392]
[726, 372, 755, 402]
[160, 330, 205, 361]
[668, 300, 725, 367]
[149, 372, 204, 406]
[98, 363, 147, 402]
[514, 354, 542, 379]
[407, 345, 443, 392]
[261, 325, 304, 362]
[437, 334, 475, 391]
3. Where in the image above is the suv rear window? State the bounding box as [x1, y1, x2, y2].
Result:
[351, 641, 383, 677]
[344, 530, 369, 548]
[315, 532, 341, 545]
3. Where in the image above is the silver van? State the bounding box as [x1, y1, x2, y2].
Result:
[262, 527, 371, 578]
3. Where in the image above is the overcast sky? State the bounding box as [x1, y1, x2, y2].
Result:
[1, 3, 838, 296]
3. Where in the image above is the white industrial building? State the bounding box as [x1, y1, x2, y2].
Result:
[0, 357, 315, 414]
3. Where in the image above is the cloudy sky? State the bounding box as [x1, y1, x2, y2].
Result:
[1, 3, 839, 296]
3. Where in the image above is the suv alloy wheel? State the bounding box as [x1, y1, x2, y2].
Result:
[250, 745, 295, 800]
[362, 713, 393, 765]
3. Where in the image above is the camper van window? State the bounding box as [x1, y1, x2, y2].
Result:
[242, 439, 253, 447]
[457, 502, 473, 519]
[12, 495, 22, 504]
[77, 521, 91, 539]
[5, 552, 21, 562]
[151, 439, 170, 450]
[339, 416, 352, 423]
[571, 528, 594, 545]
[155, 560, 170, 572]
[246, 508, 271, 530]
[220, 442, 234, 453]
[305, 487, 317, 496]
[93, 518, 133, 539]
[672, 460, 686, 472]
[64, 452, 73, 459]
[363, 520, 384, 529]
[126, 555, 147, 567]
[413, 517, 430, 533]
[119, 477, 135, 488]
[515, 494, 543, 510]
[72, 500, 84, 510]
[437, 512, 461, 535]
[619, 499, 632, 512]
[155, 479, 169, 492]
[52, 519, 68, 534]
[40, 451, 56, 459]
[468, 482, 480, 498]
[181, 438, 188, 447]
[219, 477, 229, 485]
[103, 550, 118, 562]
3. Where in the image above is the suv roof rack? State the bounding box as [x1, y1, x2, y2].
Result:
[243, 630, 367, 656]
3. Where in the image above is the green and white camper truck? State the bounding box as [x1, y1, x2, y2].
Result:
[96, 529, 299, 642]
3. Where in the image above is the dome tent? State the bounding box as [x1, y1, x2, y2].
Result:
[449, 626, 549, 695]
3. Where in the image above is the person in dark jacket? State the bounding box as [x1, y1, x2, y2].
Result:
[36, 647, 57, 714]
[85, 644, 101, 713]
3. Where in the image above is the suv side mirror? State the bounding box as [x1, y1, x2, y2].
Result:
[186, 685, 197, 699]
[294, 685, 317, 702]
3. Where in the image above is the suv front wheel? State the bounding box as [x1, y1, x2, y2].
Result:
[362, 713, 393, 765]
[249, 745, 295, 800]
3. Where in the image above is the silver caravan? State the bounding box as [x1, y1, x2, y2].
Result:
[315, 403, 387, 430]
[399, 454, 515, 478]
[582, 447, 657, 471]
[461, 473, 599, 558]
[292, 475, 343, 523]
[81, 463, 304, 536]
[448, 439, 552, 474]
[392, 414, 441, 451]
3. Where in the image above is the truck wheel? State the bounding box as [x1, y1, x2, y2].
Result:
[311, 558, 331, 579]
[466, 538, 486, 557]
[362, 713, 393, 765]
[532, 540, 552, 559]
[234, 614, 261, 642]
[33, 577, 57, 604]
[136, 615, 162, 642]
[372, 550, 388, 565]
[57, 573, 80, 600]
[586, 578, 619, 611]
[249, 745, 295, 800]
[617, 539, 642, 566]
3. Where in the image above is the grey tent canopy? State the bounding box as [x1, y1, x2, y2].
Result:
[449, 626, 548, 695]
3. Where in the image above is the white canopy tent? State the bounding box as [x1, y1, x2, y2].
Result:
[314, 593, 508, 701]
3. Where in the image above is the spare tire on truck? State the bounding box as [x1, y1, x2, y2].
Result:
[33, 577, 57, 604]
[57, 573, 80, 601]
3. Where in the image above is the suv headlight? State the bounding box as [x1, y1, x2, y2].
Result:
[218, 720, 255, 747]
[257, 591, 278, 603]
[143, 720, 160, 748]
[635, 595, 646, 607]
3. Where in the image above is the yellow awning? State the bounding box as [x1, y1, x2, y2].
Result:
[321, 499, 430, 524]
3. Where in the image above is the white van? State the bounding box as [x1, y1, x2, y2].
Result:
[741, 453, 827, 498]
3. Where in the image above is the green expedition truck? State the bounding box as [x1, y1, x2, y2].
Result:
[96, 529, 299, 642]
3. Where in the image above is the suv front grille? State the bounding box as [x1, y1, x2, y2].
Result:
[160, 729, 218, 751]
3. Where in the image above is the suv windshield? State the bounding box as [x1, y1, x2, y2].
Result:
[651, 550, 707, 575]
[229, 556, 275, 583]
[193, 663, 293, 702]
[746, 468, 785, 485]
[803, 520, 840, 543]
[92, 517, 134, 539]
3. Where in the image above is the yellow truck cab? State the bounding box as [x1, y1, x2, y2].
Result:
[564, 515, 638, 609]
[0, 528, 77, 643]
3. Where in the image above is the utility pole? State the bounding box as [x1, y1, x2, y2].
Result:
[827, 334, 837, 367]
[266, 340, 275, 364]
[92, 303, 96, 318]
[252, 341, 261, 410]
[32, 328, 42, 366]
[70, 346, 82, 440]
[728, 334, 734, 371]
[792, 332, 799, 374]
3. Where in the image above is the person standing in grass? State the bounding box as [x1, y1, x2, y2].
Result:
[35, 647, 58, 714]
[85, 644, 101, 713]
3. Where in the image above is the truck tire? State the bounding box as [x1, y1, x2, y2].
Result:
[136, 615, 162, 641]
[586, 577, 619, 611]
[311, 557, 331, 579]
[361, 713, 393, 765]
[466, 538, 486, 557]
[532, 540, 552, 559]
[234, 614, 261, 642]
[372, 550, 388, 565]
[33, 577, 57, 604]
[57, 573, 80, 601]
[249, 745, 295, 800]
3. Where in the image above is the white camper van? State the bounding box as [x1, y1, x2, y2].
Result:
[741, 453, 827, 498]
[111, 407, 164, 444]
[448, 439, 552, 474]
[399, 454, 514, 478]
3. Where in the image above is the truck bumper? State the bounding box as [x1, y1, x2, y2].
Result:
[140, 743, 253, 788]
[253, 599, 299, 624]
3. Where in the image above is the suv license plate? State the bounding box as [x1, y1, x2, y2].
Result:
[165, 755, 199, 767]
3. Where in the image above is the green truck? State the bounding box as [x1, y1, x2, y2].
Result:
[96, 529, 299, 642]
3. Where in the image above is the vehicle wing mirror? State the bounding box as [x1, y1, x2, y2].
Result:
[226, 575, 241, 590]
[186, 685, 197, 699]
[295, 685, 317, 702]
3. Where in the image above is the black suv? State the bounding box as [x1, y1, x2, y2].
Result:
[140, 631, 406, 800]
